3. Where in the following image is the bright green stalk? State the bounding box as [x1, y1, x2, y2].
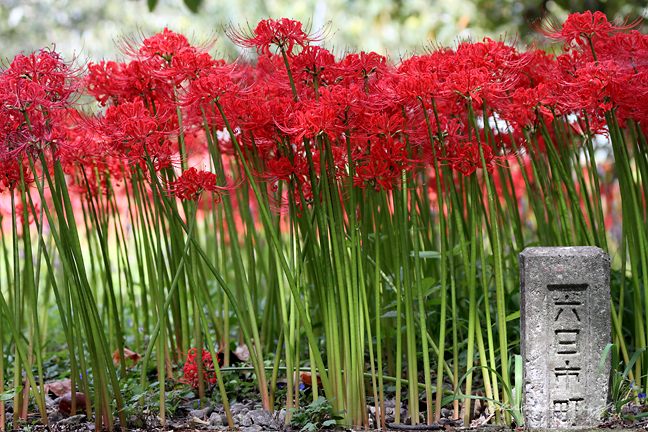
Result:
[395, 183, 419, 425]
[215, 100, 333, 400]
[358, 242, 380, 427]
[0, 289, 48, 426]
[474, 311, 497, 418]
[274, 250, 295, 420]
[192, 263, 206, 401]
[300, 136, 343, 409]
[582, 114, 609, 250]
[391, 193, 404, 425]
[539, 119, 594, 245]
[477, 222, 502, 424]
[55, 161, 122, 429]
[468, 104, 510, 424]
[412, 202, 433, 424]
[336, 132, 365, 425]
[194, 287, 235, 428]
[81, 170, 127, 379]
[9, 188, 22, 427]
[25, 158, 86, 417]
[463, 176, 479, 427]
[372, 194, 386, 429]
[269, 327, 284, 406]
[323, 167, 353, 423]
[0, 306, 4, 432]
[142, 173, 281, 414]
[607, 114, 647, 348]
[201, 111, 270, 405]
[18, 173, 46, 423]
[139, 200, 199, 411]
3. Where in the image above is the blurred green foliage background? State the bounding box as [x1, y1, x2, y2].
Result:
[0, 0, 646, 64]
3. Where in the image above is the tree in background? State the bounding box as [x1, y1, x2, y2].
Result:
[0, 0, 646, 64]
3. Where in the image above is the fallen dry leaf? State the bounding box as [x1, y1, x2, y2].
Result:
[233, 344, 250, 362]
[59, 391, 87, 416]
[43, 379, 72, 397]
[299, 372, 323, 388]
[112, 348, 142, 369]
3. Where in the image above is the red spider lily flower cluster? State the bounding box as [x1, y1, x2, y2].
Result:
[0, 47, 80, 193]
[1, 13, 646, 215]
[182, 348, 223, 389]
[227, 19, 328, 56]
[168, 167, 238, 201]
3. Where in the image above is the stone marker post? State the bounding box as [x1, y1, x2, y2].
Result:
[520, 247, 611, 429]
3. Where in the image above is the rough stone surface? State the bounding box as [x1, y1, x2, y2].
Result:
[245, 409, 279, 429]
[275, 408, 287, 426]
[230, 403, 250, 414]
[47, 411, 64, 424]
[58, 414, 86, 426]
[189, 407, 213, 420]
[240, 426, 264, 432]
[520, 246, 611, 429]
[209, 412, 224, 426]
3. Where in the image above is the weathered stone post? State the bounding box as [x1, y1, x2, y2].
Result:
[520, 246, 611, 429]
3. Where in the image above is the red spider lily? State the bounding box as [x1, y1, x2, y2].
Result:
[119, 28, 216, 70]
[394, 70, 440, 104]
[87, 100, 178, 173]
[445, 67, 502, 107]
[316, 84, 369, 127]
[592, 30, 648, 64]
[0, 156, 33, 193]
[289, 46, 337, 92]
[181, 64, 242, 109]
[86, 60, 172, 106]
[261, 152, 314, 212]
[227, 18, 328, 57]
[499, 83, 556, 129]
[182, 348, 223, 389]
[2, 47, 81, 107]
[56, 110, 124, 196]
[443, 139, 495, 176]
[353, 136, 412, 191]
[14, 202, 39, 226]
[532, 11, 642, 49]
[335, 51, 389, 80]
[168, 167, 239, 201]
[1, 48, 80, 159]
[562, 60, 633, 114]
[274, 100, 344, 142]
[130, 27, 194, 63]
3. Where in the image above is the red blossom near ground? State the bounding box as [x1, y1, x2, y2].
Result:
[227, 18, 328, 57]
[182, 348, 223, 389]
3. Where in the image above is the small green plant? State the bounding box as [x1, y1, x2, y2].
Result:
[288, 396, 344, 432]
[600, 343, 647, 418]
[444, 354, 524, 427]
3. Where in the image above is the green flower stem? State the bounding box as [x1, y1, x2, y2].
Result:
[194, 287, 235, 428]
[371, 193, 386, 428]
[467, 103, 510, 425]
[215, 100, 334, 401]
[201, 110, 270, 409]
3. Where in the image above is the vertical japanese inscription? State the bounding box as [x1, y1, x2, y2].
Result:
[548, 284, 587, 425]
[520, 247, 611, 430]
